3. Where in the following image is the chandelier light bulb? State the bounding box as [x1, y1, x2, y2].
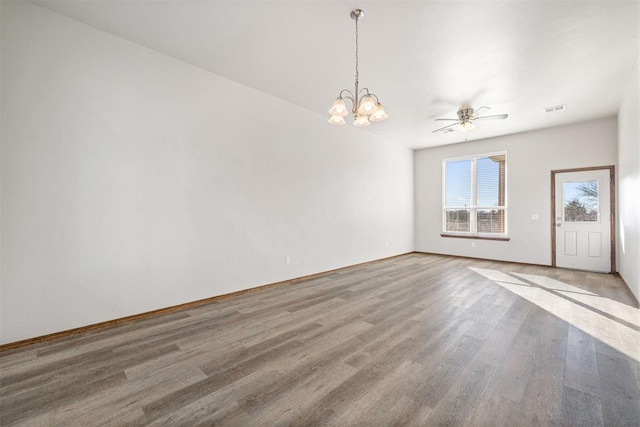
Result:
[328, 99, 349, 117]
[369, 103, 388, 122]
[357, 95, 377, 115]
[353, 115, 371, 127]
[328, 115, 346, 126]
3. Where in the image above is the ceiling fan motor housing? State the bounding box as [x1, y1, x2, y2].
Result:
[458, 108, 474, 121]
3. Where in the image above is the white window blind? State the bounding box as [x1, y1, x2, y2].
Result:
[443, 152, 507, 235]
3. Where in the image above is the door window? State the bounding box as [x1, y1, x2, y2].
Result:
[563, 180, 599, 222]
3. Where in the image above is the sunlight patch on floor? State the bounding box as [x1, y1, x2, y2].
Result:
[469, 267, 640, 363]
[512, 273, 640, 328]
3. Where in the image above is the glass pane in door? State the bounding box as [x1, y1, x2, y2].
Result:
[563, 180, 599, 222]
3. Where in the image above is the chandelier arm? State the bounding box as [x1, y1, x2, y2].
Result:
[336, 90, 356, 115]
[338, 89, 355, 100]
[357, 88, 382, 105]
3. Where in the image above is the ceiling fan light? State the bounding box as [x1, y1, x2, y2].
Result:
[353, 115, 371, 127]
[369, 103, 388, 122]
[459, 121, 475, 132]
[328, 98, 349, 117]
[328, 115, 346, 125]
[357, 95, 377, 115]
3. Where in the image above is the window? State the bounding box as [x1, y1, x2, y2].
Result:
[563, 180, 599, 222]
[442, 152, 507, 237]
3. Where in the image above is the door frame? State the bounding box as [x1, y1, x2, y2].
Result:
[551, 165, 616, 273]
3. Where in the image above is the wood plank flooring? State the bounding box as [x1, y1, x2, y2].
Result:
[1, 253, 639, 426]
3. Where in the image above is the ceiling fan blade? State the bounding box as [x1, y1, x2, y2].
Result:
[432, 122, 460, 133]
[474, 114, 508, 121]
[434, 118, 459, 121]
[473, 106, 491, 116]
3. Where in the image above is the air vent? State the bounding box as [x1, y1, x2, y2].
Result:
[544, 104, 566, 113]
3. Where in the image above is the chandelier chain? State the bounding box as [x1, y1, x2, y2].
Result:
[354, 14, 359, 90]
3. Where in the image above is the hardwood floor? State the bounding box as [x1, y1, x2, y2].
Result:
[1, 253, 639, 426]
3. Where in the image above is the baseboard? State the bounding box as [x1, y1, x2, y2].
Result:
[411, 250, 552, 269]
[0, 252, 413, 353]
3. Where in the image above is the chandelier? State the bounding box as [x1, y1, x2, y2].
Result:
[328, 9, 388, 127]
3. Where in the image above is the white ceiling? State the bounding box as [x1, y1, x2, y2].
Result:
[30, 0, 639, 149]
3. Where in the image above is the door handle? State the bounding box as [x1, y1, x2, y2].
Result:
[556, 217, 562, 227]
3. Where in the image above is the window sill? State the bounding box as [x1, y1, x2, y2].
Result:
[440, 233, 511, 242]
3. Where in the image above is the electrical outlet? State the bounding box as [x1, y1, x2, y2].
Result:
[285, 257, 291, 265]
[471, 242, 476, 248]
[385, 242, 390, 248]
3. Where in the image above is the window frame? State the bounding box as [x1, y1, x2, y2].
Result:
[441, 151, 509, 240]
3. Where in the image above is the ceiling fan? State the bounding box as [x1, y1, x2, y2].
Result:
[432, 106, 508, 133]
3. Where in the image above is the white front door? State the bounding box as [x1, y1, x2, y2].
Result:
[554, 168, 611, 272]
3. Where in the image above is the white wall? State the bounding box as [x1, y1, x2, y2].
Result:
[0, 1, 414, 344]
[415, 117, 618, 265]
[617, 60, 640, 302]
[0, 0, 4, 342]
